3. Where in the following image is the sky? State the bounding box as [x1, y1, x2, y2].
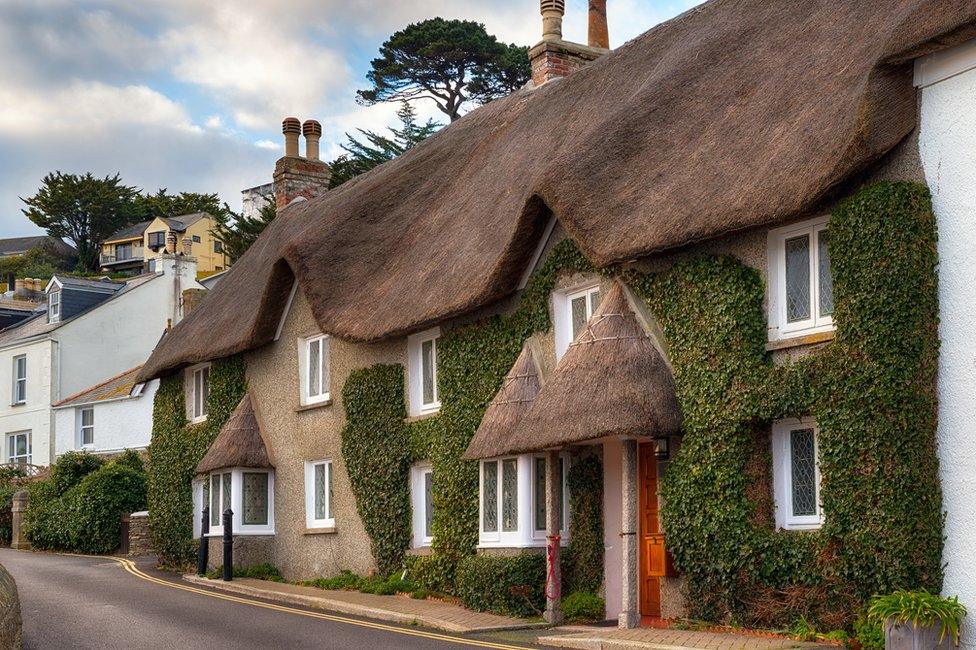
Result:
[0, 0, 701, 237]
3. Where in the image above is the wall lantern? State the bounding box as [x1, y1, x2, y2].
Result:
[653, 436, 670, 461]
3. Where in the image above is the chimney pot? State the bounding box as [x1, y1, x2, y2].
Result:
[540, 0, 565, 41]
[588, 0, 609, 49]
[282, 117, 301, 157]
[302, 119, 322, 161]
[181, 236, 193, 257]
[165, 232, 177, 255]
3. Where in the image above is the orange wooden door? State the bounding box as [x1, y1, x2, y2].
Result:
[638, 442, 663, 618]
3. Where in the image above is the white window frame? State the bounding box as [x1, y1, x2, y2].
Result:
[48, 290, 61, 323]
[304, 460, 335, 529]
[767, 216, 834, 342]
[298, 334, 330, 406]
[410, 462, 434, 548]
[479, 454, 569, 548]
[11, 355, 26, 405]
[206, 467, 275, 536]
[186, 363, 211, 423]
[771, 418, 824, 530]
[553, 283, 602, 360]
[530, 454, 570, 541]
[407, 327, 441, 416]
[6, 431, 30, 465]
[78, 407, 94, 448]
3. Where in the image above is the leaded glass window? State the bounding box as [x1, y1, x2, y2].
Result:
[424, 470, 434, 538]
[818, 230, 833, 316]
[483, 461, 498, 532]
[222, 472, 232, 516]
[242, 472, 269, 525]
[790, 428, 817, 517]
[502, 459, 518, 532]
[422, 339, 436, 405]
[210, 474, 222, 526]
[785, 234, 811, 323]
[309, 338, 321, 397]
[314, 462, 327, 520]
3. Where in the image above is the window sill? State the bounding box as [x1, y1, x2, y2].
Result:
[303, 526, 337, 535]
[404, 411, 440, 424]
[188, 417, 208, 426]
[765, 329, 835, 352]
[295, 399, 332, 413]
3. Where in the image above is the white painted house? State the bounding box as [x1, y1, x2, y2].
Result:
[0, 253, 201, 467]
[915, 39, 976, 649]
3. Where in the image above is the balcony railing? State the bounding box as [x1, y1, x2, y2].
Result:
[100, 252, 144, 266]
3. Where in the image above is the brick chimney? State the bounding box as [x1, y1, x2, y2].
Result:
[529, 0, 609, 86]
[273, 117, 331, 209]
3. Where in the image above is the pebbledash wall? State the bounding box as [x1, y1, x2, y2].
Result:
[916, 41, 976, 649]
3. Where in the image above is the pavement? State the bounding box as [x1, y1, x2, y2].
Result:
[537, 627, 834, 650]
[0, 548, 546, 649]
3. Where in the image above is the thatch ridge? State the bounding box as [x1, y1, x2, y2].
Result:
[463, 344, 544, 460]
[138, 1, 976, 382]
[474, 282, 681, 458]
[196, 394, 274, 474]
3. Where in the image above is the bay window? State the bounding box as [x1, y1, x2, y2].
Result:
[204, 468, 274, 535]
[479, 454, 569, 547]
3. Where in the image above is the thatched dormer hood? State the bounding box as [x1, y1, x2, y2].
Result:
[139, 0, 976, 382]
[196, 394, 273, 474]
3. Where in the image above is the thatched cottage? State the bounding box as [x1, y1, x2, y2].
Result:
[139, 0, 976, 636]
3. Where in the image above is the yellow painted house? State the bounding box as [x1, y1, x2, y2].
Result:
[100, 213, 229, 277]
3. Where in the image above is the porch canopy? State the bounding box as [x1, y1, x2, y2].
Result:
[464, 281, 681, 460]
[196, 394, 274, 474]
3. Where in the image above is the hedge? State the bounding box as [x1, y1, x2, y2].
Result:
[25, 450, 147, 553]
[454, 553, 546, 617]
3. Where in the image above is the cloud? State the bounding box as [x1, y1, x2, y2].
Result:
[254, 139, 281, 151]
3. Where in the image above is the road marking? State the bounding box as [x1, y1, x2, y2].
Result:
[109, 557, 535, 650]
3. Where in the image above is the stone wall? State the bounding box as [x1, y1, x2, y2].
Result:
[0, 563, 22, 650]
[127, 511, 152, 557]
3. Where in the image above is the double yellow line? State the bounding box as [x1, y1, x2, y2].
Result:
[112, 557, 532, 650]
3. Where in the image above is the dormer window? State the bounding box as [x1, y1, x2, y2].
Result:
[48, 290, 60, 323]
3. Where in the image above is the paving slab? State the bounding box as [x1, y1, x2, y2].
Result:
[183, 575, 547, 634]
[537, 626, 835, 650]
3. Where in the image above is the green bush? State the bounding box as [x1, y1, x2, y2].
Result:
[207, 563, 284, 582]
[25, 455, 147, 553]
[454, 554, 545, 618]
[302, 570, 366, 591]
[854, 614, 884, 650]
[869, 590, 967, 646]
[561, 592, 605, 623]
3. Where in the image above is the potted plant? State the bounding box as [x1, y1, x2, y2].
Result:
[868, 590, 967, 649]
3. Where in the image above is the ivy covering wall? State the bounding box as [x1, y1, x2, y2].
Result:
[343, 181, 941, 627]
[147, 356, 246, 567]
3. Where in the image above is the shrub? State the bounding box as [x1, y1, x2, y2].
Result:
[410, 589, 429, 600]
[25, 455, 147, 553]
[561, 592, 605, 623]
[207, 563, 284, 582]
[853, 614, 884, 650]
[112, 449, 145, 474]
[868, 590, 967, 646]
[302, 570, 366, 591]
[454, 554, 545, 618]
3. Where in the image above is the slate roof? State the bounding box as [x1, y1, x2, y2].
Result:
[53, 366, 146, 408]
[0, 236, 75, 258]
[104, 221, 153, 243]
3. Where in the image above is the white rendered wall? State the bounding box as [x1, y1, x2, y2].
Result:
[52, 379, 157, 458]
[918, 60, 976, 648]
[0, 339, 55, 465]
[602, 438, 623, 620]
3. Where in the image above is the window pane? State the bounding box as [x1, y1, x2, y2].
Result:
[243, 472, 269, 525]
[421, 339, 435, 405]
[17, 356, 26, 379]
[82, 409, 93, 427]
[818, 230, 834, 317]
[314, 463, 326, 520]
[534, 457, 546, 531]
[785, 234, 811, 323]
[502, 459, 518, 532]
[16, 435, 27, 457]
[589, 289, 602, 316]
[211, 475, 221, 526]
[222, 472, 232, 515]
[328, 462, 333, 520]
[790, 428, 818, 517]
[424, 470, 434, 538]
[308, 339, 321, 397]
[193, 371, 202, 417]
[201, 367, 210, 416]
[482, 462, 498, 532]
[571, 296, 588, 340]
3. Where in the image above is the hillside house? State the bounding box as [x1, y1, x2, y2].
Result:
[0, 250, 202, 467]
[138, 0, 976, 641]
[100, 213, 228, 277]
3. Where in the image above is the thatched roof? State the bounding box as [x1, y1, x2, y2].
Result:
[138, 1, 976, 382]
[463, 345, 544, 460]
[467, 282, 681, 458]
[195, 394, 273, 474]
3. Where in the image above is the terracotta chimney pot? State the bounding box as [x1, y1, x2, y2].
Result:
[282, 117, 301, 157]
[165, 232, 177, 255]
[302, 120, 322, 161]
[541, 0, 565, 41]
[588, 0, 609, 49]
[181, 236, 193, 257]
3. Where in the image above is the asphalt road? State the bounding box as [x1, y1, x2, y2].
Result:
[0, 549, 542, 650]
